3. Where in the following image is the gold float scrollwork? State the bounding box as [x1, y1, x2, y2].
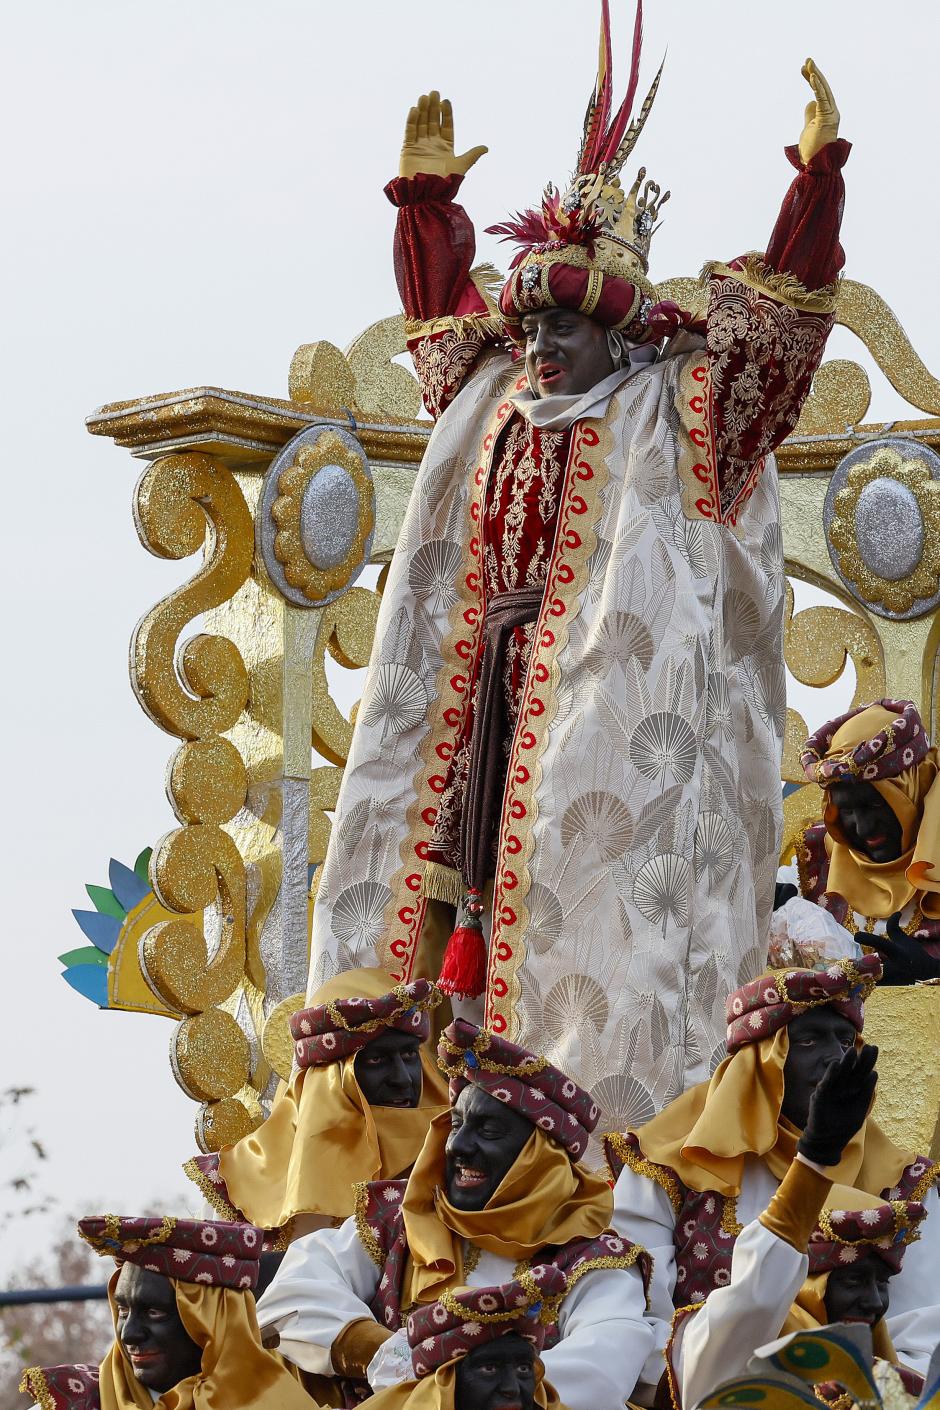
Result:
[131, 451, 259, 1148]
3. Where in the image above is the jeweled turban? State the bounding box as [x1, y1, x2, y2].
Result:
[406, 1266, 568, 1378]
[78, 1215, 262, 1290]
[437, 1020, 600, 1161]
[290, 977, 440, 1071]
[725, 955, 882, 1053]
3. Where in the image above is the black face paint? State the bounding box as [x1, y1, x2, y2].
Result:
[353, 1029, 423, 1107]
[828, 779, 904, 863]
[115, 1263, 203, 1394]
[824, 1251, 893, 1328]
[521, 308, 615, 398]
[445, 1086, 534, 1210]
[781, 1007, 858, 1130]
[455, 1334, 538, 1410]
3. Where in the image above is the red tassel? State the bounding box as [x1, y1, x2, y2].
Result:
[438, 890, 487, 1000]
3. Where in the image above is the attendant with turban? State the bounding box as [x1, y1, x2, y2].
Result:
[658, 1038, 926, 1408]
[366, 1267, 570, 1410]
[184, 972, 448, 1249]
[608, 956, 940, 1400]
[790, 699, 940, 981]
[257, 1020, 654, 1410]
[19, 1215, 316, 1410]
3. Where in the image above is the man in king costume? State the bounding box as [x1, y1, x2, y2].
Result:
[306, 0, 851, 1120]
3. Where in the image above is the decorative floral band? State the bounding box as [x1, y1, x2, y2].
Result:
[801, 699, 928, 785]
[290, 978, 441, 1069]
[438, 1020, 599, 1161]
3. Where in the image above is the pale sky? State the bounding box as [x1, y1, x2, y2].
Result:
[2, 0, 938, 1276]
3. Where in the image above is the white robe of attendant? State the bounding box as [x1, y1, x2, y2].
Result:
[612, 1155, 940, 1395]
[256, 1216, 655, 1410]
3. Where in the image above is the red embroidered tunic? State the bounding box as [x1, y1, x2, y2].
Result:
[384, 143, 849, 881]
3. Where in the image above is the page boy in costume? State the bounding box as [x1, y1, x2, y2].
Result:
[365, 1267, 570, 1410]
[608, 954, 940, 1399]
[20, 1215, 315, 1410]
[661, 1039, 927, 1408]
[788, 699, 940, 980]
[184, 973, 447, 1248]
[305, 0, 852, 1123]
[257, 1020, 653, 1410]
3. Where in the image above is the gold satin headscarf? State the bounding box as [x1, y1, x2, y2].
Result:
[217, 970, 449, 1230]
[97, 1273, 314, 1410]
[821, 704, 940, 920]
[631, 1029, 913, 1197]
[363, 1357, 561, 1410]
[400, 1113, 613, 1304]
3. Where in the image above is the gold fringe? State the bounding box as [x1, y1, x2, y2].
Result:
[905, 1160, 940, 1204]
[352, 1181, 386, 1269]
[604, 1132, 684, 1214]
[720, 1194, 743, 1236]
[469, 262, 505, 314]
[182, 1156, 243, 1223]
[420, 860, 464, 908]
[701, 255, 840, 314]
[19, 1368, 55, 1410]
[403, 311, 505, 343]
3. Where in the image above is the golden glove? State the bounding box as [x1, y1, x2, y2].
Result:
[799, 58, 841, 165]
[398, 90, 488, 180]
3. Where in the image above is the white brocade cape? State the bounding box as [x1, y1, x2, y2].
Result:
[305, 338, 787, 1135]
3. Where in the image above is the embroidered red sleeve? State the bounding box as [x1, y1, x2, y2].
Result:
[703, 270, 834, 521]
[690, 140, 849, 524]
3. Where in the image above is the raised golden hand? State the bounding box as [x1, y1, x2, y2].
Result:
[398, 91, 488, 180]
[799, 59, 841, 165]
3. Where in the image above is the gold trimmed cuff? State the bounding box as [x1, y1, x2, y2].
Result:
[758, 1158, 832, 1251]
[702, 254, 840, 315]
[332, 1318, 393, 1378]
[403, 312, 504, 343]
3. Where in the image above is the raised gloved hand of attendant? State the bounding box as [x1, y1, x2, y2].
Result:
[798, 59, 840, 164]
[858, 912, 940, 986]
[797, 1043, 878, 1168]
[399, 91, 488, 179]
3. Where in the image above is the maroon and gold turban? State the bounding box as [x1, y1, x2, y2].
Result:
[78, 1215, 262, 1290]
[807, 1199, 926, 1276]
[406, 1266, 568, 1378]
[437, 1020, 599, 1161]
[801, 699, 929, 786]
[291, 977, 440, 1070]
[725, 955, 882, 1053]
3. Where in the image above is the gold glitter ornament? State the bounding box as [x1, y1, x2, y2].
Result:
[171, 1007, 251, 1103]
[310, 587, 383, 766]
[345, 315, 423, 422]
[288, 341, 357, 413]
[261, 993, 305, 1082]
[168, 736, 248, 825]
[271, 433, 375, 604]
[828, 444, 940, 615]
[196, 1090, 264, 1153]
[131, 453, 253, 739]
